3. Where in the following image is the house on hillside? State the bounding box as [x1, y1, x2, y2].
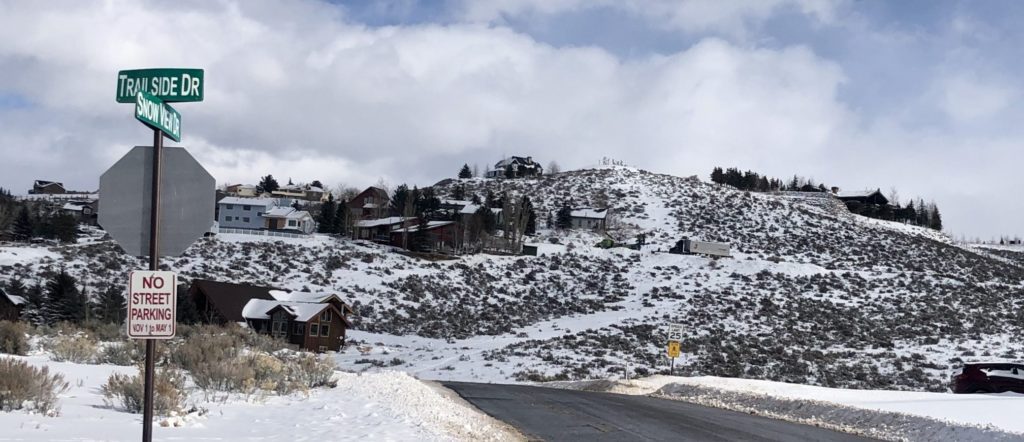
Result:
[353, 216, 416, 242]
[389, 221, 460, 252]
[0, 288, 26, 321]
[225, 184, 258, 197]
[271, 183, 327, 203]
[263, 207, 316, 234]
[218, 197, 276, 230]
[484, 156, 543, 179]
[570, 208, 609, 231]
[832, 188, 889, 206]
[60, 200, 99, 225]
[348, 187, 390, 220]
[30, 180, 66, 194]
[189, 280, 353, 352]
[217, 197, 316, 234]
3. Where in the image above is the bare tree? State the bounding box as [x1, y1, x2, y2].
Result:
[888, 186, 900, 207]
[472, 163, 480, 178]
[547, 161, 561, 175]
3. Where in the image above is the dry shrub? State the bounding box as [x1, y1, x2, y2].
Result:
[0, 358, 69, 415]
[0, 321, 30, 355]
[101, 366, 185, 415]
[50, 335, 99, 364]
[99, 341, 142, 366]
[286, 353, 337, 389]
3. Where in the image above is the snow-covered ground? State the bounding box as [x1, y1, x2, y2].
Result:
[0, 355, 520, 441]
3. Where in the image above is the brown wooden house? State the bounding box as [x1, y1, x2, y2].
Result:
[242, 298, 353, 352]
[0, 288, 26, 321]
[188, 280, 353, 353]
[347, 187, 390, 220]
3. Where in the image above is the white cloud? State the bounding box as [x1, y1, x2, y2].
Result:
[455, 0, 842, 38]
[935, 72, 1017, 122]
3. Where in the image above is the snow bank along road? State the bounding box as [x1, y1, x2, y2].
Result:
[443, 382, 870, 441]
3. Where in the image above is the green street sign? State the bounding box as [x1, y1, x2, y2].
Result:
[117, 68, 204, 103]
[135, 91, 181, 142]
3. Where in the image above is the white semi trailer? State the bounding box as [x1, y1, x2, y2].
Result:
[671, 238, 731, 257]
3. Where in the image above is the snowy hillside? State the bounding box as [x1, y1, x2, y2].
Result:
[2, 166, 1022, 394]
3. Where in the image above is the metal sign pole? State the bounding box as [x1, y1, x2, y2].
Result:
[142, 128, 162, 442]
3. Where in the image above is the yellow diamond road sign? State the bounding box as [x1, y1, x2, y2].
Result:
[667, 341, 681, 359]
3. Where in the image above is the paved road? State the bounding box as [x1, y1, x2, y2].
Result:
[443, 382, 872, 441]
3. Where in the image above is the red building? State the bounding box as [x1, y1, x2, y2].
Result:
[389, 221, 460, 252]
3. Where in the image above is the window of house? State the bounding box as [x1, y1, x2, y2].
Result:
[288, 220, 297, 227]
[309, 323, 319, 336]
[243, 205, 251, 211]
[320, 324, 330, 337]
[225, 204, 234, 209]
[257, 212, 263, 217]
[293, 323, 304, 335]
[243, 217, 250, 223]
[225, 216, 232, 221]
[320, 311, 331, 322]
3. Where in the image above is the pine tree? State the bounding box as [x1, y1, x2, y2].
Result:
[94, 285, 126, 324]
[710, 167, 724, 184]
[318, 194, 337, 233]
[451, 184, 466, 201]
[546, 211, 554, 229]
[21, 281, 46, 325]
[929, 204, 943, 231]
[12, 206, 32, 241]
[391, 184, 410, 215]
[257, 175, 279, 194]
[556, 205, 573, 229]
[45, 269, 87, 323]
[458, 164, 472, 179]
[51, 212, 77, 243]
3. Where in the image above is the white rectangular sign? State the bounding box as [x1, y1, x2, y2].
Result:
[127, 271, 177, 339]
[667, 323, 683, 342]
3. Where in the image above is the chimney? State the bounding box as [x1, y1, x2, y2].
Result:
[830, 186, 839, 195]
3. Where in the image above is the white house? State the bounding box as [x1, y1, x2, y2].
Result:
[263, 207, 316, 234]
[570, 208, 609, 230]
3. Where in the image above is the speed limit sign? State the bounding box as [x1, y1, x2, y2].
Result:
[666, 323, 683, 342]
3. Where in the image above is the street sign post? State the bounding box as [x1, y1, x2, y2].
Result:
[135, 91, 181, 142]
[666, 323, 683, 375]
[117, 68, 204, 103]
[127, 271, 177, 339]
[110, 67, 205, 442]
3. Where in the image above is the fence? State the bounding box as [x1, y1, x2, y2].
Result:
[217, 227, 309, 239]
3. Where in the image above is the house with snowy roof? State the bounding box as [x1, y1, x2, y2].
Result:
[352, 216, 417, 242]
[217, 197, 316, 234]
[570, 208, 609, 231]
[484, 156, 543, 179]
[831, 188, 889, 206]
[189, 280, 353, 353]
[0, 288, 26, 321]
[30, 180, 66, 194]
[389, 220, 460, 252]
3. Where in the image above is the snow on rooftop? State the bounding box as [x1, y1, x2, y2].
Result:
[219, 197, 275, 206]
[355, 216, 415, 228]
[836, 189, 879, 198]
[4, 293, 26, 306]
[270, 290, 336, 303]
[571, 208, 608, 219]
[392, 221, 454, 233]
[241, 299, 328, 322]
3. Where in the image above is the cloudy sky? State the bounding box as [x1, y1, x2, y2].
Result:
[0, 0, 1020, 239]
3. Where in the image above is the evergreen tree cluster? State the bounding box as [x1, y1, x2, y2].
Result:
[848, 198, 943, 231]
[316, 193, 351, 235]
[390, 184, 442, 219]
[710, 167, 826, 192]
[0, 192, 79, 243]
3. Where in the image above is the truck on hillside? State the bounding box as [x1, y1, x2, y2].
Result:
[669, 238, 731, 258]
